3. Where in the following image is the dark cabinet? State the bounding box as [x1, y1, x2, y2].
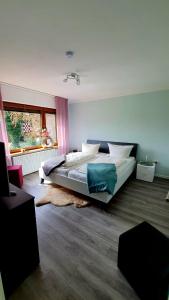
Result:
[0, 184, 40, 298]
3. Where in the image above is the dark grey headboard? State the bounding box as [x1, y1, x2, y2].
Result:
[87, 139, 138, 158]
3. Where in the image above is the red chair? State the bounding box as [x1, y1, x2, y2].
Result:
[7, 165, 23, 188]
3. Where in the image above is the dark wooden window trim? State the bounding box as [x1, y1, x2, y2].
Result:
[3, 101, 56, 128]
[3, 101, 57, 153]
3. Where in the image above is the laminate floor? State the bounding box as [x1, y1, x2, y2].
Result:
[9, 173, 169, 300]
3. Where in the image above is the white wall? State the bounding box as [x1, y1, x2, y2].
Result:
[69, 90, 169, 178]
[1, 83, 55, 108]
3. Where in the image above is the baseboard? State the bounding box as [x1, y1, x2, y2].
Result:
[155, 174, 169, 179]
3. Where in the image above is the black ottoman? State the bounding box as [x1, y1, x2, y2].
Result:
[118, 221, 169, 300]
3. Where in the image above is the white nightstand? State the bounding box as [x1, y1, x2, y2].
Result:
[136, 161, 156, 182]
[166, 191, 169, 201]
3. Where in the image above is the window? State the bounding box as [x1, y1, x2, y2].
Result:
[5, 111, 41, 150]
[3, 102, 57, 152]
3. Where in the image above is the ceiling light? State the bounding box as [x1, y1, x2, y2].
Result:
[63, 72, 80, 85]
[65, 50, 74, 58]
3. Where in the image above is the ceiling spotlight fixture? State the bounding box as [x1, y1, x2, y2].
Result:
[63, 72, 80, 85]
[65, 50, 74, 58]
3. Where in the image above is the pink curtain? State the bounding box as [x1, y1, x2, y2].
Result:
[0, 86, 12, 165]
[55, 96, 69, 154]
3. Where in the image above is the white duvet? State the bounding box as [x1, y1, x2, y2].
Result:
[76, 155, 125, 174]
[63, 152, 95, 167]
[63, 152, 125, 173]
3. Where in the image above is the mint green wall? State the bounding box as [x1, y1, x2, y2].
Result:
[69, 90, 169, 178]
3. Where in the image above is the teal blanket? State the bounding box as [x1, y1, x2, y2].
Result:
[87, 163, 117, 195]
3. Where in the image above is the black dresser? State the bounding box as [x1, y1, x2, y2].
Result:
[0, 184, 40, 298]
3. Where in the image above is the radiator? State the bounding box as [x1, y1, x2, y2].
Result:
[12, 148, 57, 175]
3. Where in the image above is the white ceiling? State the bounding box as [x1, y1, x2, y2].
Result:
[0, 0, 169, 103]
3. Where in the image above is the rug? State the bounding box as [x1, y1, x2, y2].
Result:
[36, 184, 90, 208]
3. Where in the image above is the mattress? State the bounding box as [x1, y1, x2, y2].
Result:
[51, 152, 108, 176]
[68, 157, 136, 184]
[53, 167, 70, 176]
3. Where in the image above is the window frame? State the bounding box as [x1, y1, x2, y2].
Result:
[3, 101, 57, 153]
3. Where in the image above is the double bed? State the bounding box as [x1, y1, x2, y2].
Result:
[39, 140, 138, 204]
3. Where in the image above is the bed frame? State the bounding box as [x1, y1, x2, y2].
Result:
[39, 140, 138, 204]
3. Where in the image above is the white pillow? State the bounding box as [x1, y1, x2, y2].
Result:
[108, 143, 133, 159]
[82, 143, 100, 155]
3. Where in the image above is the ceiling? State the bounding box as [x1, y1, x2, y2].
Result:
[0, 0, 169, 103]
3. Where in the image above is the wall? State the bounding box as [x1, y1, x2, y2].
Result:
[69, 90, 169, 178]
[1, 83, 55, 108]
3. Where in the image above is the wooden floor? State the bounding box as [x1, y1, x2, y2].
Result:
[9, 173, 169, 300]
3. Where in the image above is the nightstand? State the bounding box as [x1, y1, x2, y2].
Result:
[136, 161, 156, 182]
[0, 184, 39, 298]
[69, 149, 78, 153]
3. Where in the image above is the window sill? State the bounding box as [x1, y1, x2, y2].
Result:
[11, 146, 58, 157]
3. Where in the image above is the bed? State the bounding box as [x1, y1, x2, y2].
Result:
[39, 140, 138, 204]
